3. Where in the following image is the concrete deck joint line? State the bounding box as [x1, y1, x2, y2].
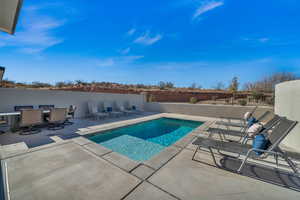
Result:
[0, 141, 73, 160]
[129, 163, 143, 173]
[120, 181, 144, 200]
[81, 149, 143, 181]
[145, 181, 182, 200]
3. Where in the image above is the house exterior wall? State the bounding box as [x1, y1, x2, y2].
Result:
[0, 88, 146, 118]
[275, 80, 300, 152]
[145, 102, 272, 121]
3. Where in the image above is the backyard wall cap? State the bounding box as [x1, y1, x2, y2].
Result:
[275, 80, 300, 88]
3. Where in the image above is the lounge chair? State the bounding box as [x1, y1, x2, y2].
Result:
[19, 109, 43, 135]
[105, 102, 123, 117]
[216, 110, 271, 128]
[207, 114, 281, 143]
[192, 117, 299, 174]
[130, 105, 143, 114]
[47, 108, 67, 130]
[88, 101, 109, 120]
[118, 102, 135, 115]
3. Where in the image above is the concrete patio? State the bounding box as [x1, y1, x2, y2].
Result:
[1, 113, 300, 200]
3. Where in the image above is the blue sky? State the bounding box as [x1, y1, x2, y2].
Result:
[0, 0, 300, 88]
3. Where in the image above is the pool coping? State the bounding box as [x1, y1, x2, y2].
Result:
[72, 113, 216, 174]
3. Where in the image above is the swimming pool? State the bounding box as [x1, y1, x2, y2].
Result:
[87, 118, 203, 161]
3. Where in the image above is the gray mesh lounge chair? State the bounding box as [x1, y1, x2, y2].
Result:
[192, 117, 299, 174]
[88, 101, 109, 119]
[119, 105, 135, 115]
[215, 110, 271, 128]
[19, 109, 43, 135]
[130, 105, 143, 114]
[105, 102, 123, 117]
[207, 114, 281, 143]
[47, 108, 67, 130]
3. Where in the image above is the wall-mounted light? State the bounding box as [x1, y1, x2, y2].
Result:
[0, 0, 23, 35]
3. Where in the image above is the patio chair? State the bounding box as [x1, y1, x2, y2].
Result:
[207, 114, 281, 143]
[47, 108, 67, 130]
[38, 105, 55, 122]
[88, 101, 109, 120]
[216, 110, 271, 128]
[19, 109, 43, 135]
[14, 105, 34, 111]
[192, 117, 299, 174]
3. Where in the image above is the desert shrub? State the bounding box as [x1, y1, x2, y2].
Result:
[238, 99, 247, 106]
[190, 97, 198, 104]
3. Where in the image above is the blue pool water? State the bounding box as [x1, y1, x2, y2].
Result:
[87, 118, 202, 161]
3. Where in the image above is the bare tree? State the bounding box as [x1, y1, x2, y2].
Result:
[243, 72, 299, 92]
[189, 83, 202, 90]
[212, 82, 225, 90]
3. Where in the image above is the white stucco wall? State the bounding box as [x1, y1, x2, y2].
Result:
[275, 80, 300, 152]
[145, 102, 273, 121]
[0, 88, 145, 118]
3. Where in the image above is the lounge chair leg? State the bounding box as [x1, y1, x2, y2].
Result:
[192, 146, 199, 160]
[282, 154, 299, 174]
[208, 147, 219, 167]
[275, 154, 279, 167]
[237, 150, 252, 173]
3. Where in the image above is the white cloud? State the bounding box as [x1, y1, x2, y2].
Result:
[122, 55, 144, 62]
[127, 28, 136, 36]
[193, 1, 224, 19]
[258, 38, 270, 43]
[134, 31, 162, 45]
[96, 58, 115, 67]
[242, 37, 270, 44]
[120, 47, 131, 55]
[96, 55, 144, 67]
[0, 5, 66, 54]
